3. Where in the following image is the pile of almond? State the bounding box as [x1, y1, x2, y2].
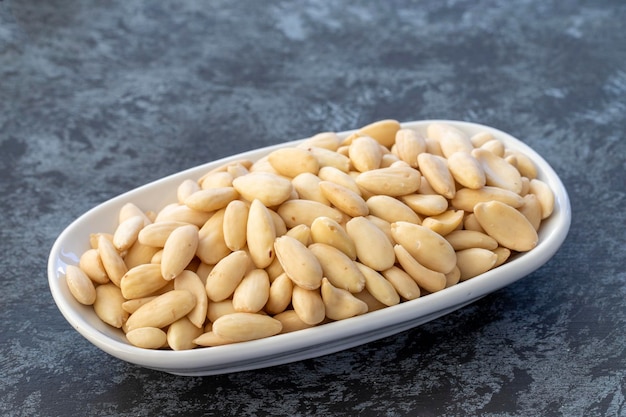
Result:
[65, 120, 555, 350]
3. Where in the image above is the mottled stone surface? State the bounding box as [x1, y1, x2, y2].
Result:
[1, 0, 625, 416]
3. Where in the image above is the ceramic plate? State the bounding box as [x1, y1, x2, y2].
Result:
[48, 120, 571, 376]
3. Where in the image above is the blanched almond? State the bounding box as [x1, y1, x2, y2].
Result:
[417, 175, 438, 195]
[160, 224, 199, 280]
[365, 215, 395, 245]
[520, 176, 531, 196]
[472, 148, 523, 194]
[493, 247, 512, 267]
[122, 296, 158, 314]
[393, 245, 447, 293]
[65, 265, 96, 305]
[394, 128, 426, 168]
[137, 221, 188, 247]
[480, 139, 505, 157]
[346, 216, 396, 271]
[518, 193, 543, 230]
[399, 194, 448, 217]
[463, 212, 485, 233]
[118, 203, 152, 228]
[264, 258, 284, 284]
[380, 152, 401, 168]
[445, 265, 461, 288]
[505, 149, 538, 179]
[445, 230, 499, 251]
[321, 278, 368, 320]
[273, 310, 315, 333]
[184, 187, 238, 212]
[196, 209, 231, 265]
[227, 163, 249, 179]
[177, 178, 201, 203]
[249, 155, 280, 174]
[309, 243, 365, 293]
[274, 235, 323, 290]
[318, 166, 362, 195]
[89, 232, 113, 249]
[268, 147, 320, 177]
[125, 290, 196, 332]
[349, 136, 383, 172]
[319, 180, 369, 217]
[199, 171, 234, 189]
[417, 153, 455, 199]
[223, 199, 249, 251]
[390, 222, 457, 274]
[269, 206, 288, 236]
[306, 146, 351, 172]
[381, 266, 421, 301]
[291, 173, 330, 205]
[355, 262, 400, 306]
[474, 201, 538, 251]
[113, 215, 145, 251]
[264, 272, 294, 315]
[292, 286, 326, 325]
[450, 186, 524, 212]
[97, 235, 127, 287]
[205, 250, 250, 302]
[427, 122, 466, 143]
[124, 241, 161, 269]
[366, 195, 421, 224]
[438, 128, 473, 158]
[470, 131, 494, 147]
[352, 289, 388, 312]
[154, 203, 212, 227]
[79, 248, 109, 284]
[202, 158, 253, 176]
[277, 199, 344, 228]
[298, 131, 341, 151]
[456, 248, 497, 281]
[93, 283, 128, 328]
[352, 119, 400, 148]
[207, 299, 237, 323]
[421, 209, 465, 236]
[310, 216, 356, 260]
[167, 316, 203, 351]
[174, 270, 208, 328]
[126, 327, 167, 349]
[529, 178, 554, 219]
[247, 199, 277, 269]
[284, 224, 311, 246]
[356, 166, 421, 196]
[447, 151, 486, 190]
[232, 269, 270, 313]
[193, 331, 236, 347]
[232, 171, 293, 207]
[121, 263, 169, 299]
[424, 137, 444, 157]
[212, 312, 282, 342]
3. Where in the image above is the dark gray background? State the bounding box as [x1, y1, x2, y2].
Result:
[1, 1, 625, 416]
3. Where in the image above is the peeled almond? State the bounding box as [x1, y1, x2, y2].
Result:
[474, 201, 538, 252]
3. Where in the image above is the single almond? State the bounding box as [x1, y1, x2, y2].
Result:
[274, 235, 323, 290]
[160, 224, 199, 280]
[212, 312, 282, 342]
[320, 278, 368, 320]
[125, 290, 196, 332]
[65, 265, 96, 305]
[474, 201, 538, 251]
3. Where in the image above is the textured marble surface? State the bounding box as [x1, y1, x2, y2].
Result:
[1, 0, 625, 416]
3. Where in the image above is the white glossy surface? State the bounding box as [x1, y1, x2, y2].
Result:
[48, 120, 571, 376]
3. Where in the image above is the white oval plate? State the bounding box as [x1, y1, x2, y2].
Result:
[48, 120, 571, 376]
